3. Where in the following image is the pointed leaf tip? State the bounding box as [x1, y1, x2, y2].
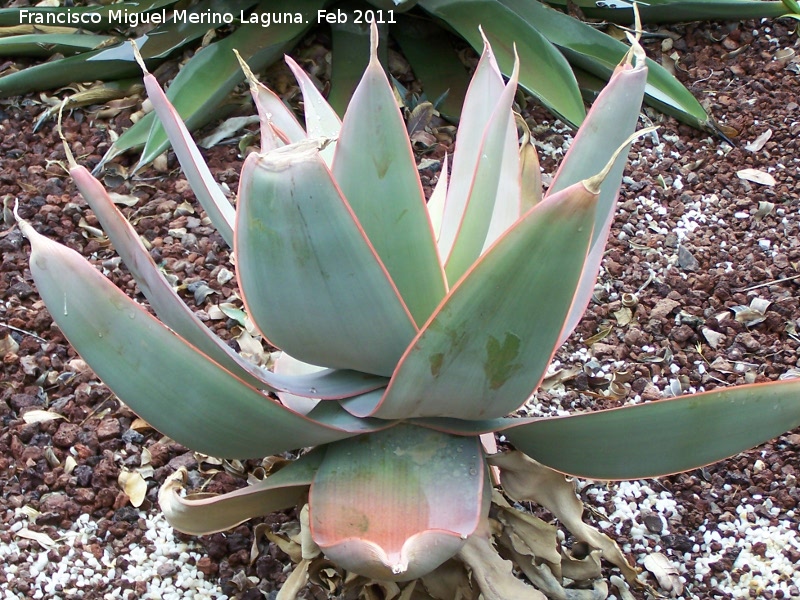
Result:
[369, 19, 379, 65]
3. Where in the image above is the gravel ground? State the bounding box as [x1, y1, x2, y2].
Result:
[1, 14, 799, 600]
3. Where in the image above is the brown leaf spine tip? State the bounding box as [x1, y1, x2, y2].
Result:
[583, 126, 658, 195]
[13, 201, 34, 241]
[56, 102, 77, 169]
[369, 19, 379, 66]
[233, 49, 258, 89]
[622, 3, 645, 68]
[130, 39, 148, 75]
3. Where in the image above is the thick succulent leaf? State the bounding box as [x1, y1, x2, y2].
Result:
[18, 219, 387, 459]
[235, 51, 307, 149]
[0, 0, 178, 30]
[437, 34, 505, 264]
[375, 182, 597, 419]
[518, 124, 543, 210]
[497, 0, 711, 131]
[427, 155, 449, 246]
[548, 41, 648, 345]
[332, 24, 446, 326]
[444, 56, 521, 284]
[391, 14, 471, 119]
[500, 379, 800, 480]
[284, 55, 342, 164]
[136, 1, 319, 168]
[0, 33, 118, 57]
[136, 55, 236, 248]
[284, 55, 341, 139]
[160, 450, 323, 535]
[69, 164, 387, 400]
[418, 0, 585, 127]
[337, 387, 387, 418]
[310, 424, 487, 581]
[551, 0, 793, 23]
[327, 14, 388, 116]
[236, 141, 418, 377]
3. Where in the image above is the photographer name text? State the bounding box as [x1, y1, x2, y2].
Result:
[17, 8, 397, 28]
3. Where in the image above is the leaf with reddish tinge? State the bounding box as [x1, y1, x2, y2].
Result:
[310, 424, 487, 581]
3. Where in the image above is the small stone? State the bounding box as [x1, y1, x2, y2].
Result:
[96, 417, 122, 441]
[736, 332, 761, 351]
[677, 245, 700, 271]
[197, 555, 219, 576]
[650, 298, 681, 320]
[52, 422, 81, 447]
[641, 383, 662, 402]
[9, 393, 41, 412]
[643, 514, 664, 533]
[671, 324, 695, 344]
[773, 253, 790, 269]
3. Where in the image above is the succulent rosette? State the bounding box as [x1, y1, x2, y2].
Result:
[16, 22, 800, 593]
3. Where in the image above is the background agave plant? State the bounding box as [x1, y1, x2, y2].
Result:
[1, 0, 798, 169]
[15, 21, 800, 597]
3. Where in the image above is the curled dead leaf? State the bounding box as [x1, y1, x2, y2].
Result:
[0, 333, 19, 355]
[118, 469, 148, 507]
[489, 451, 639, 584]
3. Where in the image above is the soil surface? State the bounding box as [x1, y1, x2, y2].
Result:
[1, 14, 799, 600]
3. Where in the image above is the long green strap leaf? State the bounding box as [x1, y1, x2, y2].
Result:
[137, 62, 236, 246]
[391, 13, 471, 120]
[236, 142, 418, 377]
[332, 23, 446, 327]
[18, 219, 386, 459]
[377, 182, 596, 420]
[548, 0, 793, 23]
[498, 0, 711, 130]
[419, 0, 586, 127]
[0, 0, 178, 29]
[501, 379, 800, 480]
[70, 163, 388, 400]
[0, 33, 118, 57]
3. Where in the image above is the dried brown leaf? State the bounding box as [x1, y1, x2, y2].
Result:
[22, 409, 66, 424]
[118, 469, 147, 507]
[0, 333, 19, 355]
[744, 129, 772, 152]
[420, 559, 475, 600]
[643, 552, 684, 596]
[736, 168, 776, 186]
[613, 307, 633, 326]
[457, 522, 546, 600]
[15, 528, 57, 549]
[490, 452, 639, 584]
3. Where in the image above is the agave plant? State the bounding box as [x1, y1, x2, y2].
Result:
[16, 22, 800, 597]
